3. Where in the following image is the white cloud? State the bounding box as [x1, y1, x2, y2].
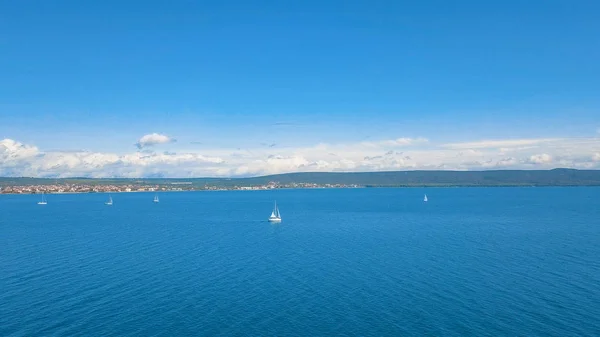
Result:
[135, 133, 176, 149]
[0, 139, 39, 159]
[0, 139, 40, 176]
[527, 153, 553, 165]
[496, 157, 518, 167]
[1, 135, 600, 178]
[0, 138, 223, 178]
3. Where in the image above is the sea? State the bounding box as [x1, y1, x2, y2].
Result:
[1, 188, 599, 336]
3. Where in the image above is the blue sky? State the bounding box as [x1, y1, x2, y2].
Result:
[0, 1, 599, 177]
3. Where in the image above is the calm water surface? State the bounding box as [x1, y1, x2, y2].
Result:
[1, 188, 599, 336]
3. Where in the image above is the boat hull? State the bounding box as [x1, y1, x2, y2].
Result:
[268, 217, 282, 222]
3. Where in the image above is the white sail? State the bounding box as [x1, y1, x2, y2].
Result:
[424, 194, 428, 202]
[105, 195, 113, 205]
[268, 201, 282, 222]
[153, 194, 159, 203]
[37, 193, 47, 205]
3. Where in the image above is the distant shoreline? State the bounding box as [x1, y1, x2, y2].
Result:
[2, 169, 600, 192]
[2, 184, 600, 196]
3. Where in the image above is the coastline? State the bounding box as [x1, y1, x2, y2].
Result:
[3, 169, 600, 194]
[2, 184, 600, 196]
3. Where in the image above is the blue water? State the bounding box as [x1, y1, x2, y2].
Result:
[1, 188, 599, 336]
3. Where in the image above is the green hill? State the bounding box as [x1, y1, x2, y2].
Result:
[232, 169, 600, 186]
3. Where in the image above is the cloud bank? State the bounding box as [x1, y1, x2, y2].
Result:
[1, 136, 600, 178]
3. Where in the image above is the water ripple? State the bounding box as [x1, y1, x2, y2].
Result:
[1, 188, 599, 336]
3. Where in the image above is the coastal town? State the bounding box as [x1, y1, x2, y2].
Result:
[0, 181, 361, 194]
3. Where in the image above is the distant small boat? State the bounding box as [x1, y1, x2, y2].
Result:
[37, 193, 47, 205]
[153, 194, 159, 203]
[423, 194, 428, 202]
[268, 201, 282, 222]
[105, 195, 113, 206]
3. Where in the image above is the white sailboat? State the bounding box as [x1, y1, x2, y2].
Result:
[423, 194, 428, 202]
[105, 194, 113, 206]
[153, 194, 159, 203]
[268, 201, 282, 222]
[37, 192, 47, 205]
